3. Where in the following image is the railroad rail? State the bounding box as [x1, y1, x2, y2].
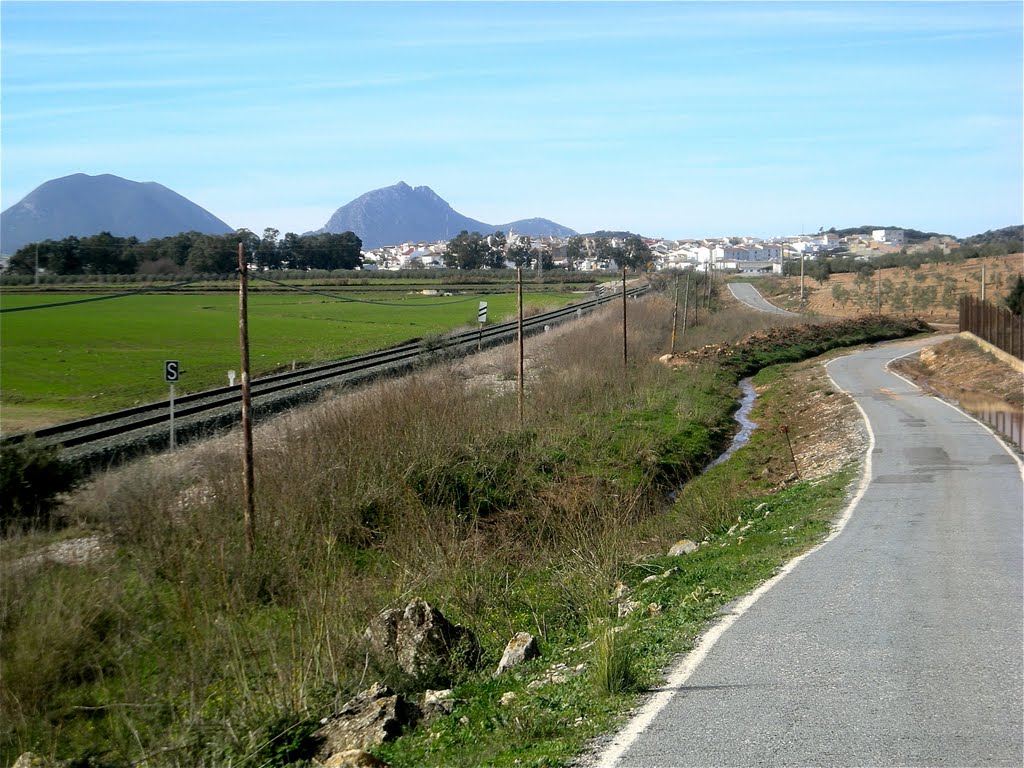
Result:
[4, 285, 648, 471]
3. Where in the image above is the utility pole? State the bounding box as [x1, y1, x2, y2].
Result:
[34, 244, 39, 286]
[622, 266, 628, 368]
[799, 250, 805, 304]
[680, 273, 690, 351]
[981, 265, 986, 301]
[877, 266, 882, 314]
[517, 267, 524, 425]
[238, 243, 256, 554]
[670, 274, 680, 355]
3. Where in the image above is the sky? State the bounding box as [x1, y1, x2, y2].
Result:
[1, 0, 1021, 240]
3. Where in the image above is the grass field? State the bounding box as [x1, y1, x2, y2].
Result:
[0, 288, 582, 431]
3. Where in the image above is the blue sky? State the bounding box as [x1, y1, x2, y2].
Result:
[2, 1, 1021, 240]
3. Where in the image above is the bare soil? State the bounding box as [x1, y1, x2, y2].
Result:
[757, 253, 1023, 322]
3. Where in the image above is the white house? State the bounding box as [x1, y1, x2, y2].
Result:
[872, 229, 905, 246]
[712, 245, 752, 262]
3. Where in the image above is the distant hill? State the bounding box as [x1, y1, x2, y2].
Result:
[496, 217, 577, 239]
[315, 182, 575, 249]
[825, 225, 952, 243]
[0, 173, 233, 255]
[960, 225, 1023, 248]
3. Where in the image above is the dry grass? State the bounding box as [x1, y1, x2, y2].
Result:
[1, 280, 808, 764]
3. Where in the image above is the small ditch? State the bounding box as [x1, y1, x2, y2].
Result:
[708, 377, 759, 469]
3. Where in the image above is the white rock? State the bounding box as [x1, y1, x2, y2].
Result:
[493, 632, 540, 677]
[668, 539, 698, 556]
[618, 599, 642, 618]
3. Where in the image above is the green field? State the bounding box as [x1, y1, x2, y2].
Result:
[0, 288, 582, 431]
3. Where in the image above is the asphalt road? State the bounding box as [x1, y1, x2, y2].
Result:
[728, 282, 801, 316]
[596, 336, 1024, 767]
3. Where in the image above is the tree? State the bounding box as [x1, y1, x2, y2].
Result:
[566, 235, 585, 271]
[595, 237, 623, 268]
[45, 237, 83, 275]
[507, 235, 533, 268]
[186, 234, 237, 273]
[80, 231, 136, 274]
[621, 235, 652, 270]
[1006, 274, 1024, 315]
[255, 227, 281, 270]
[443, 231, 490, 270]
[295, 232, 363, 270]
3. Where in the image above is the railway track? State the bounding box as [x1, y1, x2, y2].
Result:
[4, 285, 648, 471]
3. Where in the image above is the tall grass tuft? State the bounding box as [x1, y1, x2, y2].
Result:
[593, 627, 640, 696]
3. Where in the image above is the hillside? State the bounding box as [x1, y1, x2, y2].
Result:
[315, 181, 575, 248]
[0, 174, 233, 254]
[752, 253, 1023, 322]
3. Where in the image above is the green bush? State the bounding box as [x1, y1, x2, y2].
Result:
[0, 440, 78, 529]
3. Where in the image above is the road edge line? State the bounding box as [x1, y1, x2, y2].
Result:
[591, 353, 875, 768]
[886, 347, 1024, 473]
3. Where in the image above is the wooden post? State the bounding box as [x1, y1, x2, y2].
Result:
[877, 267, 882, 314]
[799, 251, 805, 304]
[680, 273, 690, 349]
[622, 266, 628, 367]
[238, 243, 256, 554]
[981, 265, 986, 302]
[693, 270, 699, 326]
[517, 267, 524, 425]
[670, 274, 679, 355]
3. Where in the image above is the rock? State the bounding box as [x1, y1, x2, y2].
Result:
[611, 581, 631, 600]
[642, 567, 679, 585]
[754, 502, 769, 514]
[618, 599, 641, 618]
[365, 599, 480, 684]
[494, 631, 540, 677]
[500, 691, 517, 706]
[12, 755, 51, 768]
[668, 539, 698, 556]
[646, 602, 662, 616]
[421, 689, 456, 724]
[320, 749, 390, 768]
[313, 683, 417, 759]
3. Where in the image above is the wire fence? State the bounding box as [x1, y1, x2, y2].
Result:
[959, 295, 1023, 361]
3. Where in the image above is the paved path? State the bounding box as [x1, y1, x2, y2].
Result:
[596, 335, 1023, 767]
[728, 282, 801, 316]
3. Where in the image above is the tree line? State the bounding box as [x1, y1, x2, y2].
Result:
[441, 231, 652, 271]
[6, 227, 657, 277]
[4, 228, 363, 276]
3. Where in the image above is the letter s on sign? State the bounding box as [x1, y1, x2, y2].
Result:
[165, 360, 180, 383]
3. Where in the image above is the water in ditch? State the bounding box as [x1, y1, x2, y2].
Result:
[708, 377, 759, 469]
[956, 390, 1024, 452]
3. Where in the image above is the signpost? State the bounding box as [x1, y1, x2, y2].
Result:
[165, 360, 179, 449]
[477, 301, 488, 349]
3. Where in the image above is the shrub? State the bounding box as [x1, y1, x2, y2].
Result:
[0, 440, 78, 529]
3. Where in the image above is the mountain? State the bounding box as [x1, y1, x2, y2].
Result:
[496, 217, 577, 239]
[1, 173, 234, 254]
[315, 181, 576, 249]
